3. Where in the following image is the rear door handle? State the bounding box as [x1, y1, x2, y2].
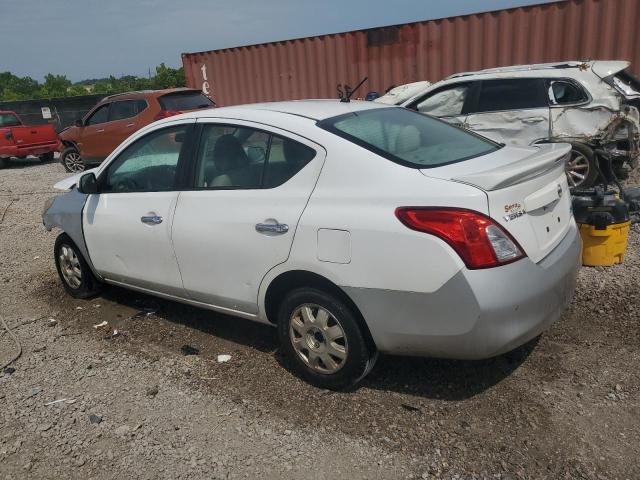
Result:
[522, 117, 545, 124]
[255, 222, 288, 234]
[126, 123, 135, 127]
[96, 129, 105, 133]
[141, 215, 163, 225]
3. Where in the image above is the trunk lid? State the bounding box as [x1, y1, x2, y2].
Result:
[422, 143, 573, 263]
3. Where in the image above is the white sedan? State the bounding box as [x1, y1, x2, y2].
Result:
[43, 100, 581, 389]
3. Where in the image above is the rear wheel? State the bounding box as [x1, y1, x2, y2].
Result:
[566, 143, 599, 189]
[61, 147, 85, 173]
[0, 157, 6, 169]
[54, 233, 101, 299]
[277, 287, 376, 390]
[39, 152, 54, 163]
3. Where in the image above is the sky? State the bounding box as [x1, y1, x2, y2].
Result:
[0, 0, 557, 82]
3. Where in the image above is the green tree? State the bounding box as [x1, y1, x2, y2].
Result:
[40, 74, 72, 98]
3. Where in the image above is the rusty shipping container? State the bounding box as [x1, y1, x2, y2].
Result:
[182, 0, 640, 106]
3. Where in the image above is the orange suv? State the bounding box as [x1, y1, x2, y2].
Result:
[59, 88, 214, 172]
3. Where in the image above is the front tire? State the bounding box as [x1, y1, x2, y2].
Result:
[60, 147, 85, 173]
[54, 234, 101, 299]
[277, 287, 376, 390]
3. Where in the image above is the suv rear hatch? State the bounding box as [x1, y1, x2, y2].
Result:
[422, 143, 573, 263]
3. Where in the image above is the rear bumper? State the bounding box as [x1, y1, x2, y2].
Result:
[345, 221, 582, 359]
[0, 140, 61, 158]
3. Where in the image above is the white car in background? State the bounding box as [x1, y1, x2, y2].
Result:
[43, 100, 581, 389]
[384, 61, 640, 189]
[374, 81, 432, 105]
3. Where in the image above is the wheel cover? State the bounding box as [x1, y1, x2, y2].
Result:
[58, 244, 82, 289]
[565, 150, 590, 188]
[289, 304, 348, 374]
[64, 152, 85, 172]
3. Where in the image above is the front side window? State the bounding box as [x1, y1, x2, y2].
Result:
[318, 107, 499, 168]
[475, 79, 547, 113]
[415, 84, 469, 117]
[548, 80, 588, 105]
[109, 100, 138, 121]
[86, 104, 109, 125]
[194, 124, 315, 189]
[102, 125, 188, 193]
[0, 113, 21, 127]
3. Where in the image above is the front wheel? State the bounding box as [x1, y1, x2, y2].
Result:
[277, 287, 376, 390]
[54, 233, 101, 299]
[60, 147, 85, 173]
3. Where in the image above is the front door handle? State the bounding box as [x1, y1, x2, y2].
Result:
[126, 123, 135, 127]
[256, 222, 288, 234]
[522, 117, 545, 124]
[141, 215, 163, 225]
[96, 129, 105, 133]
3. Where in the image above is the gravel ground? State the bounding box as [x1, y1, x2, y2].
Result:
[0, 158, 639, 479]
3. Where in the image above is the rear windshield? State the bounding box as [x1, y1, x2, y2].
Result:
[318, 107, 499, 168]
[0, 113, 21, 127]
[158, 91, 214, 111]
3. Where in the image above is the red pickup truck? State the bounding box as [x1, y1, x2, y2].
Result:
[0, 111, 61, 168]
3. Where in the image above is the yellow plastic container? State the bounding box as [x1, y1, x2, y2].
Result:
[578, 221, 631, 266]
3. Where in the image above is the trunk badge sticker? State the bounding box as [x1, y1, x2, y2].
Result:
[503, 202, 526, 222]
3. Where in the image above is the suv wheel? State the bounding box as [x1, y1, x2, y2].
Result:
[54, 233, 101, 299]
[277, 287, 377, 390]
[566, 143, 599, 189]
[61, 147, 85, 173]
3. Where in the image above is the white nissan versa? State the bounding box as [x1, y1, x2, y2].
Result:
[43, 100, 581, 389]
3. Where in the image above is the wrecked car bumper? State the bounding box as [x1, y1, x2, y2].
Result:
[344, 222, 582, 359]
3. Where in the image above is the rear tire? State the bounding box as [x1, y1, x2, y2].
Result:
[0, 157, 6, 169]
[39, 152, 54, 163]
[54, 233, 101, 299]
[61, 147, 85, 173]
[566, 143, 599, 189]
[277, 287, 376, 390]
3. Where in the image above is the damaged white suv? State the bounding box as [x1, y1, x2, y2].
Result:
[393, 61, 640, 188]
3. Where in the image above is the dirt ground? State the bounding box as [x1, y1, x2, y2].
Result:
[0, 158, 639, 480]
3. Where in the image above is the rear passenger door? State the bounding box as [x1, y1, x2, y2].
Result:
[464, 78, 550, 146]
[171, 120, 325, 315]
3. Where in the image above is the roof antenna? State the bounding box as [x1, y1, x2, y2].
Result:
[337, 76, 368, 102]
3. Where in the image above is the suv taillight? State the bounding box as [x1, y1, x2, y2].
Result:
[395, 207, 525, 269]
[154, 110, 182, 121]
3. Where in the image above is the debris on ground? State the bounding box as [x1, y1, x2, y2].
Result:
[180, 344, 200, 356]
[88, 414, 103, 424]
[93, 321, 108, 329]
[145, 385, 159, 397]
[217, 354, 231, 363]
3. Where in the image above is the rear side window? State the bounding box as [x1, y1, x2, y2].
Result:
[414, 84, 470, 117]
[109, 100, 138, 121]
[193, 124, 315, 189]
[0, 113, 21, 127]
[159, 92, 214, 111]
[548, 80, 588, 105]
[611, 70, 640, 97]
[318, 107, 499, 168]
[474, 79, 547, 113]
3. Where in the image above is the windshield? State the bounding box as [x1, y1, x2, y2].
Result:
[0, 113, 21, 127]
[318, 107, 500, 168]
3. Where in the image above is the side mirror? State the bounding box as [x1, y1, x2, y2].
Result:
[78, 172, 99, 194]
[75, 119, 83, 127]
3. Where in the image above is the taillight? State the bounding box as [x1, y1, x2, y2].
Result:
[154, 110, 182, 121]
[395, 207, 525, 269]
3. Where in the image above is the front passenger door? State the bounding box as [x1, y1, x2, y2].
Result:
[83, 122, 195, 295]
[79, 104, 110, 161]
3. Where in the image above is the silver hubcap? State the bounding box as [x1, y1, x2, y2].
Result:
[64, 152, 84, 172]
[565, 150, 590, 188]
[289, 304, 348, 374]
[58, 245, 82, 289]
